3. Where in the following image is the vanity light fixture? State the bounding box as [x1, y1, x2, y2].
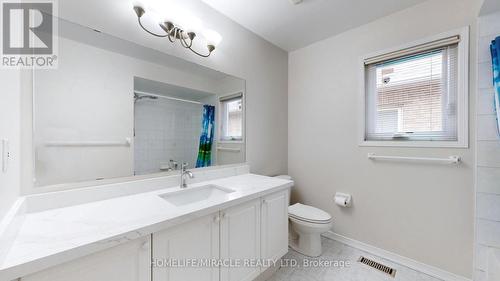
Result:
[132, 3, 222, 58]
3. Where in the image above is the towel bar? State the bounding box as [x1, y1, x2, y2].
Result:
[217, 147, 241, 152]
[367, 153, 460, 164]
[44, 138, 131, 147]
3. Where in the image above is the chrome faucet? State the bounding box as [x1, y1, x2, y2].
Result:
[180, 163, 194, 188]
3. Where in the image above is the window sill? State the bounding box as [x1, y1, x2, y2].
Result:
[359, 140, 468, 148]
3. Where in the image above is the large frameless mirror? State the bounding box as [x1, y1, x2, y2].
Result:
[33, 18, 245, 187]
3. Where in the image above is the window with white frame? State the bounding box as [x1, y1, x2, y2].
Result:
[362, 30, 468, 147]
[219, 93, 243, 141]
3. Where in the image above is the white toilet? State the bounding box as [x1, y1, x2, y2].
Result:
[275, 175, 333, 257]
[288, 203, 333, 257]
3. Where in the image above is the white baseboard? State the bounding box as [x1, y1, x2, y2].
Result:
[322, 231, 471, 281]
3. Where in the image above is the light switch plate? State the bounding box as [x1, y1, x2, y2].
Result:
[2, 139, 9, 172]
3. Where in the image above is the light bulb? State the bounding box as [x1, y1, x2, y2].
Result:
[148, 0, 181, 24]
[132, 0, 146, 17]
[131, 0, 145, 9]
[179, 14, 202, 34]
[161, 14, 177, 25]
[203, 29, 222, 47]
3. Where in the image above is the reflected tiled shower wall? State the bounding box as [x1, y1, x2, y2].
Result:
[475, 11, 500, 281]
[134, 98, 202, 175]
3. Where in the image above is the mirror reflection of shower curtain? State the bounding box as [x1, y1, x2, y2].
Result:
[196, 105, 215, 168]
[491, 36, 500, 135]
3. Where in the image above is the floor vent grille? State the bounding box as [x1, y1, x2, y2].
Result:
[358, 256, 396, 277]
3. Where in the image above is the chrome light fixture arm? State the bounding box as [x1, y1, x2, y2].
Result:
[179, 32, 193, 48]
[179, 33, 214, 57]
[137, 17, 168, 38]
[133, 5, 217, 58]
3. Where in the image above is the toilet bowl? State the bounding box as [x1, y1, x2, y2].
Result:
[288, 203, 333, 257]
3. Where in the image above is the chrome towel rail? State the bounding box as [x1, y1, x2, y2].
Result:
[367, 153, 461, 164]
[45, 138, 131, 147]
[217, 147, 241, 152]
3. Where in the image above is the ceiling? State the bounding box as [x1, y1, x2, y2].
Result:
[57, 18, 230, 81]
[201, 0, 427, 51]
[480, 0, 500, 15]
[134, 77, 216, 101]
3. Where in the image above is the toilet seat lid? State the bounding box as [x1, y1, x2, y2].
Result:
[275, 175, 292, 180]
[288, 203, 332, 223]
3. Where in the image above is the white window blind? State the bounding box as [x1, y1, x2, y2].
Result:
[365, 43, 458, 141]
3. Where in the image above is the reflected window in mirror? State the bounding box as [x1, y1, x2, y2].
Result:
[220, 94, 243, 142]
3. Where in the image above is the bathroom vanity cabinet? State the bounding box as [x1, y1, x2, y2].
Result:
[21, 236, 152, 281]
[153, 198, 262, 281]
[19, 189, 289, 281]
[219, 199, 262, 281]
[152, 212, 221, 281]
[261, 190, 289, 264]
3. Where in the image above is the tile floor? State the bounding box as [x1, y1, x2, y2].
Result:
[267, 238, 442, 281]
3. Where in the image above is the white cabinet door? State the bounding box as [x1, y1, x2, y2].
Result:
[220, 199, 261, 281]
[21, 236, 151, 281]
[152, 213, 220, 281]
[261, 190, 289, 266]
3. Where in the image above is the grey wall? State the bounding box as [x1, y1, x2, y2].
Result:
[288, 0, 480, 277]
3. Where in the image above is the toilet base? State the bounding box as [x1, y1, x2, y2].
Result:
[289, 232, 323, 257]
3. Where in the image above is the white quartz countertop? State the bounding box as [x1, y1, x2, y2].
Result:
[0, 174, 292, 280]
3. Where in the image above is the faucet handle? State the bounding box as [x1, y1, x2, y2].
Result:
[181, 163, 189, 171]
[169, 159, 178, 170]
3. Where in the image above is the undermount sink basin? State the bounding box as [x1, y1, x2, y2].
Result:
[159, 185, 235, 206]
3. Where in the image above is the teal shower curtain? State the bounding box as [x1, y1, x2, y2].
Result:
[491, 36, 500, 134]
[196, 105, 215, 168]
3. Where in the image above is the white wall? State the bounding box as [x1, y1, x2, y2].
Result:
[475, 10, 500, 281]
[0, 69, 21, 220]
[53, 0, 288, 177]
[288, 0, 480, 277]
